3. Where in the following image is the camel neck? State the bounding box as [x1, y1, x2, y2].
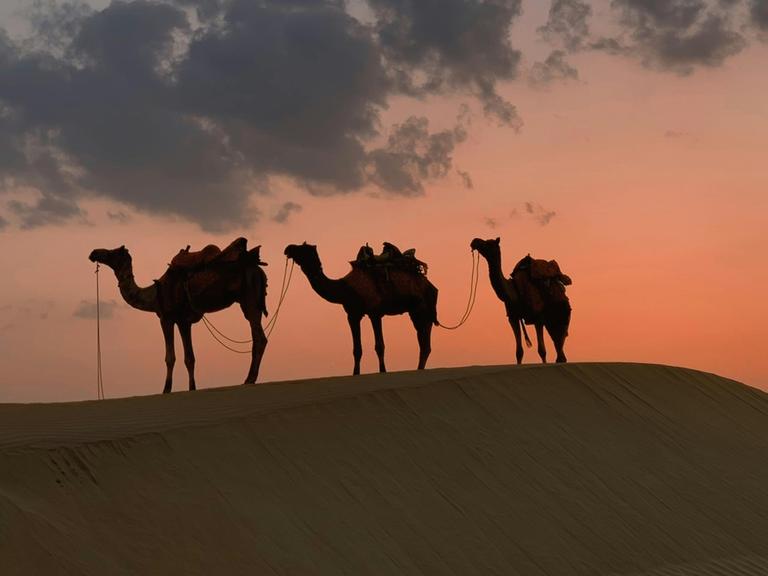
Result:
[482, 252, 517, 304]
[301, 264, 347, 305]
[112, 261, 158, 313]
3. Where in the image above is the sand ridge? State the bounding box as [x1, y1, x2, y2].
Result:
[2, 363, 768, 575]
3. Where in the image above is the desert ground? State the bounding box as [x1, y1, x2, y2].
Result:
[2, 363, 768, 575]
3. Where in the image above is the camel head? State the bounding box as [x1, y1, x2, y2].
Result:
[284, 242, 321, 271]
[89, 245, 132, 271]
[470, 237, 501, 259]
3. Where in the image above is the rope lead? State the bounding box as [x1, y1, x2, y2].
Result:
[197, 257, 294, 353]
[95, 263, 105, 400]
[437, 250, 480, 330]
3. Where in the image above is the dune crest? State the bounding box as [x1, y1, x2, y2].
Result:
[3, 363, 768, 575]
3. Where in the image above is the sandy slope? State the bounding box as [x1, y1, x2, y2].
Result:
[2, 363, 768, 575]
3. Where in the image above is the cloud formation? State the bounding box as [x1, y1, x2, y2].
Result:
[272, 201, 302, 224]
[367, 109, 469, 195]
[367, 0, 524, 126]
[539, 0, 593, 51]
[539, 0, 758, 75]
[457, 169, 474, 189]
[2, 0, 765, 231]
[74, 299, 119, 319]
[0, 0, 534, 231]
[528, 50, 579, 88]
[751, 0, 768, 30]
[107, 210, 130, 223]
[510, 202, 557, 226]
[610, 0, 746, 73]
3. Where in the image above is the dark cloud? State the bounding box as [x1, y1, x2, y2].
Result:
[751, 0, 768, 30]
[23, 0, 94, 53]
[74, 299, 119, 319]
[272, 201, 302, 224]
[484, 216, 499, 229]
[367, 0, 524, 126]
[175, 0, 389, 192]
[510, 202, 556, 226]
[664, 129, 688, 138]
[367, 108, 469, 195]
[2, 0, 513, 231]
[0, 214, 7, 230]
[524, 201, 556, 226]
[107, 210, 130, 223]
[528, 50, 579, 88]
[539, 0, 593, 51]
[457, 169, 473, 189]
[0, 1, 255, 230]
[539, 0, 749, 74]
[604, 0, 746, 73]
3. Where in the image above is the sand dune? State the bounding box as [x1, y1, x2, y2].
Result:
[3, 363, 768, 575]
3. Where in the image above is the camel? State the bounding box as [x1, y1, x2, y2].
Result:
[284, 242, 438, 375]
[88, 238, 268, 393]
[470, 237, 570, 364]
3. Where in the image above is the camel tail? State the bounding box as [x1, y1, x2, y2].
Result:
[521, 320, 532, 348]
[432, 285, 439, 326]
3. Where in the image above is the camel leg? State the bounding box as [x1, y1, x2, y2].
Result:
[508, 318, 524, 364]
[177, 321, 196, 391]
[245, 319, 268, 384]
[535, 323, 547, 364]
[409, 312, 432, 370]
[370, 315, 386, 373]
[547, 323, 568, 363]
[348, 313, 363, 375]
[161, 318, 175, 394]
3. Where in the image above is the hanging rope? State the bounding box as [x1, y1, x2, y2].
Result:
[95, 264, 105, 400]
[200, 315, 251, 344]
[264, 258, 294, 338]
[200, 316, 252, 354]
[437, 250, 480, 330]
[195, 257, 294, 353]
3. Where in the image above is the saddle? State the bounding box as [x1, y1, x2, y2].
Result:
[170, 237, 265, 272]
[351, 242, 428, 275]
[512, 254, 571, 323]
[514, 254, 572, 286]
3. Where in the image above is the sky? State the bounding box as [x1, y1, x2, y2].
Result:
[1, 0, 767, 403]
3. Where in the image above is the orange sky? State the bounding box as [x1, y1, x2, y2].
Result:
[1, 2, 767, 402]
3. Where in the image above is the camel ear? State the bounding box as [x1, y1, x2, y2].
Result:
[494, 237, 500, 244]
[302, 241, 308, 246]
[120, 245, 125, 249]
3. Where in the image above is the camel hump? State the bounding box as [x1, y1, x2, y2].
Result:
[169, 237, 249, 271]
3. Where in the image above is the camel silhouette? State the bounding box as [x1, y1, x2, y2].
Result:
[470, 237, 570, 364]
[284, 242, 438, 375]
[89, 238, 268, 393]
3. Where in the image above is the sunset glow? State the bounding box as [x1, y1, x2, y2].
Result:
[1, 0, 766, 402]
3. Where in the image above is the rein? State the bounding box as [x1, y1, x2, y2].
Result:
[264, 258, 294, 338]
[95, 264, 105, 400]
[191, 257, 295, 354]
[437, 249, 479, 330]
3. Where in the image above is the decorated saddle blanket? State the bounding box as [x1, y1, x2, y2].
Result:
[351, 242, 428, 275]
